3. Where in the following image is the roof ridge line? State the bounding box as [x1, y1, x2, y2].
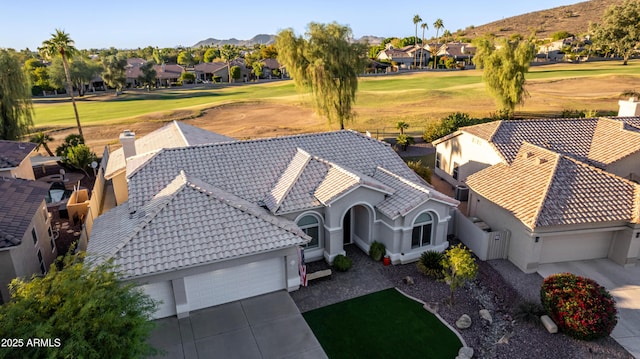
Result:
[184, 174, 309, 239]
[529, 147, 561, 228]
[271, 148, 312, 213]
[108, 171, 188, 262]
[375, 166, 432, 194]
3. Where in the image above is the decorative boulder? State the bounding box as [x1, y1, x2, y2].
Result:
[456, 314, 472, 329]
[403, 276, 415, 285]
[456, 346, 474, 359]
[479, 309, 492, 324]
[540, 315, 558, 334]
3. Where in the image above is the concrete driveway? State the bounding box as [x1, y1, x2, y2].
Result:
[538, 259, 640, 358]
[148, 290, 327, 359]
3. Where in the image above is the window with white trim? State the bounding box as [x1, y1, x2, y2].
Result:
[32, 228, 38, 245]
[412, 212, 433, 248]
[297, 215, 320, 249]
[435, 152, 442, 169]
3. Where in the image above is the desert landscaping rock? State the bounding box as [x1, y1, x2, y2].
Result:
[456, 314, 472, 329]
[457, 346, 474, 359]
[540, 315, 558, 334]
[479, 309, 493, 324]
[403, 276, 414, 285]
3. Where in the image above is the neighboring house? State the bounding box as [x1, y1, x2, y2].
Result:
[433, 98, 640, 273]
[155, 64, 185, 87]
[436, 43, 475, 66]
[0, 178, 56, 303]
[229, 58, 251, 82]
[260, 58, 284, 78]
[87, 126, 458, 318]
[376, 44, 427, 69]
[125, 61, 185, 88]
[194, 62, 228, 83]
[0, 141, 37, 180]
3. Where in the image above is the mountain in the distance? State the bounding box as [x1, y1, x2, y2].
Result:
[193, 34, 276, 47]
[192, 34, 384, 47]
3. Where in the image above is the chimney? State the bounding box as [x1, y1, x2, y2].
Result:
[119, 130, 136, 159]
[618, 97, 640, 117]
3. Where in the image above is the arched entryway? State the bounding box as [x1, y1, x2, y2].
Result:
[342, 205, 373, 250]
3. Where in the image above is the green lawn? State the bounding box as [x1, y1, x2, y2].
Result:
[31, 60, 640, 130]
[303, 289, 462, 359]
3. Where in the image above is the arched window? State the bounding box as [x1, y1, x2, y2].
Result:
[412, 212, 433, 248]
[297, 215, 320, 249]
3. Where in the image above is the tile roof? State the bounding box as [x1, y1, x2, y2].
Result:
[0, 178, 49, 248]
[126, 131, 449, 219]
[194, 62, 228, 73]
[457, 117, 640, 167]
[0, 141, 36, 170]
[374, 167, 459, 219]
[87, 171, 310, 279]
[105, 121, 235, 179]
[466, 143, 640, 229]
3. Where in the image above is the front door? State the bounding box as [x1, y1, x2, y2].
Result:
[343, 209, 352, 245]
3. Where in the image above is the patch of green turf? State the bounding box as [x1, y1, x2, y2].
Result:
[303, 289, 462, 359]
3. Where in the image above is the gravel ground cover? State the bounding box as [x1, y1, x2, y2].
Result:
[292, 244, 632, 359]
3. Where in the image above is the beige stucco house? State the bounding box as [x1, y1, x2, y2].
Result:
[0, 178, 57, 303]
[433, 100, 640, 273]
[87, 124, 457, 318]
[0, 141, 37, 180]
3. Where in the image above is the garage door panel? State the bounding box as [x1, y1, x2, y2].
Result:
[185, 257, 285, 312]
[540, 233, 612, 264]
[141, 281, 176, 319]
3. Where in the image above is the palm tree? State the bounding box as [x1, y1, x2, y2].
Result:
[433, 19, 444, 69]
[443, 30, 452, 44]
[420, 23, 429, 68]
[30, 132, 55, 156]
[396, 121, 409, 135]
[412, 14, 423, 68]
[41, 30, 83, 138]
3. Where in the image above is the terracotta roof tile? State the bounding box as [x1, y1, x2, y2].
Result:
[467, 143, 639, 229]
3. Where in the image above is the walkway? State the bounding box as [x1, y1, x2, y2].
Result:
[290, 245, 395, 312]
[538, 259, 640, 358]
[149, 291, 326, 359]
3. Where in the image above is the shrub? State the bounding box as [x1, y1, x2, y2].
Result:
[55, 134, 85, 157]
[369, 241, 386, 261]
[417, 250, 444, 279]
[540, 273, 617, 340]
[406, 160, 432, 184]
[333, 254, 352, 272]
[396, 134, 415, 151]
[513, 300, 544, 324]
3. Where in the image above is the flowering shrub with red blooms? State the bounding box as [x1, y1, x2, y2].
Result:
[540, 273, 618, 340]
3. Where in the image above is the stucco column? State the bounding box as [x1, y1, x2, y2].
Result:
[285, 252, 301, 291]
[172, 278, 189, 319]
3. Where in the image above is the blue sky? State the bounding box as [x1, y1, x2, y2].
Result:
[2, 0, 584, 50]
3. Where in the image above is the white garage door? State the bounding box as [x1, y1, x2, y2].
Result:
[141, 281, 176, 319]
[540, 232, 612, 264]
[185, 257, 285, 312]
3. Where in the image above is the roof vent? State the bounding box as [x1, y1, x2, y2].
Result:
[523, 152, 535, 159]
[536, 158, 548, 165]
